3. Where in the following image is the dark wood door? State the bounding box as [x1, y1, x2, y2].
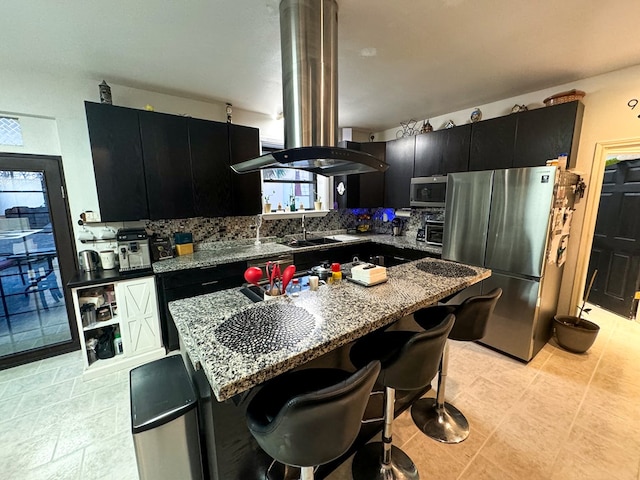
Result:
[513, 101, 584, 168]
[358, 142, 386, 208]
[441, 124, 471, 173]
[139, 111, 194, 220]
[414, 132, 441, 177]
[587, 158, 640, 318]
[469, 115, 517, 171]
[384, 136, 415, 208]
[85, 102, 148, 221]
[188, 118, 232, 217]
[228, 124, 261, 216]
[336, 142, 385, 208]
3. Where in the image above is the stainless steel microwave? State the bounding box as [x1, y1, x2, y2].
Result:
[410, 176, 447, 207]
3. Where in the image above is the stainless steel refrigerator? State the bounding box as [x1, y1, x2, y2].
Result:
[442, 166, 567, 361]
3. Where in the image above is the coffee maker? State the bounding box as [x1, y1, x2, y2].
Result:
[117, 228, 152, 272]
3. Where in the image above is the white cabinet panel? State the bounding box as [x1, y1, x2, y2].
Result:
[116, 277, 162, 356]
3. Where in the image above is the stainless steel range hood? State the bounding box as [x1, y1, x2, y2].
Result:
[231, 0, 388, 176]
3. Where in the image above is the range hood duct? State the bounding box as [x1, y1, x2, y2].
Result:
[231, 0, 388, 176]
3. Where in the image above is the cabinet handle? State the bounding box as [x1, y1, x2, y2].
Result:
[201, 280, 219, 287]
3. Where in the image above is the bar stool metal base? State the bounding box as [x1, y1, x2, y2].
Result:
[411, 398, 469, 444]
[352, 442, 419, 480]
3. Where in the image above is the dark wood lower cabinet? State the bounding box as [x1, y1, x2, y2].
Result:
[157, 262, 246, 350]
[185, 328, 431, 480]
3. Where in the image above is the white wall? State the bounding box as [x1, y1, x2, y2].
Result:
[0, 68, 285, 252]
[376, 64, 640, 315]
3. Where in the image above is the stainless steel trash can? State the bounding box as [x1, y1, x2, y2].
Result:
[130, 355, 203, 480]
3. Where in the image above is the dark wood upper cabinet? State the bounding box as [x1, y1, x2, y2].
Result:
[188, 118, 232, 217]
[513, 101, 584, 168]
[469, 115, 517, 171]
[413, 132, 441, 177]
[86, 102, 262, 221]
[139, 111, 194, 220]
[359, 142, 386, 208]
[384, 136, 415, 208]
[228, 123, 261, 216]
[414, 125, 471, 176]
[85, 102, 149, 222]
[335, 141, 385, 209]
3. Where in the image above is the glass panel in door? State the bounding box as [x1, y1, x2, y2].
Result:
[0, 170, 71, 357]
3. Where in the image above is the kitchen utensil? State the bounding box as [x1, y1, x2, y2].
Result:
[273, 264, 282, 292]
[310, 262, 332, 281]
[282, 265, 296, 293]
[244, 266, 263, 287]
[99, 250, 116, 270]
[265, 261, 274, 290]
[78, 250, 101, 271]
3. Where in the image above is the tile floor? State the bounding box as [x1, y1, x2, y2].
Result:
[0, 304, 639, 480]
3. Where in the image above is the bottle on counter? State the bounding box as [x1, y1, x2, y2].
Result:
[114, 332, 123, 355]
[290, 278, 301, 297]
[331, 263, 342, 283]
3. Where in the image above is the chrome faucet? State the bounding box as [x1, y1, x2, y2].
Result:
[301, 214, 307, 241]
[252, 214, 263, 245]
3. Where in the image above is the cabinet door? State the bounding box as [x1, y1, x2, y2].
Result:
[384, 136, 415, 208]
[229, 124, 261, 216]
[139, 111, 195, 220]
[469, 115, 517, 171]
[335, 142, 385, 208]
[414, 132, 441, 177]
[188, 118, 233, 217]
[358, 142, 386, 208]
[513, 101, 584, 168]
[85, 102, 148, 221]
[441, 124, 471, 173]
[116, 277, 162, 355]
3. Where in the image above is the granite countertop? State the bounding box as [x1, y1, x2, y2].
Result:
[153, 233, 442, 274]
[169, 257, 489, 402]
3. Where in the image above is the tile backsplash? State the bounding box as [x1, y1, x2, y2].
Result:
[145, 207, 439, 244]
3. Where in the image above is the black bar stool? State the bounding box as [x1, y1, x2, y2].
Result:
[411, 288, 502, 444]
[246, 361, 380, 480]
[349, 314, 455, 480]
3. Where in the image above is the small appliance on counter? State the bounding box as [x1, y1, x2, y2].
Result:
[150, 236, 174, 261]
[78, 250, 101, 272]
[423, 211, 445, 246]
[117, 228, 151, 272]
[391, 217, 405, 236]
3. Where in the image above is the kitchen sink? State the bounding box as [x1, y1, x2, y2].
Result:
[286, 237, 342, 248]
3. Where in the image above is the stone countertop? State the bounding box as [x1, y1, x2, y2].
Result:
[152, 241, 293, 274]
[153, 233, 442, 274]
[168, 257, 488, 402]
[358, 234, 443, 256]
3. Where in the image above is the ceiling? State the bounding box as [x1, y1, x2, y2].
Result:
[3, 0, 640, 132]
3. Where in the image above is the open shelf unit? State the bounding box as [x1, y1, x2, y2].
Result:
[71, 275, 165, 380]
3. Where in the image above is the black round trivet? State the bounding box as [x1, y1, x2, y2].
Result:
[415, 261, 476, 278]
[215, 304, 317, 356]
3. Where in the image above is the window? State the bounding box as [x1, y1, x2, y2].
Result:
[261, 145, 317, 211]
[0, 117, 24, 146]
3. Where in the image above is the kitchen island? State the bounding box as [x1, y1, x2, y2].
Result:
[169, 257, 489, 479]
